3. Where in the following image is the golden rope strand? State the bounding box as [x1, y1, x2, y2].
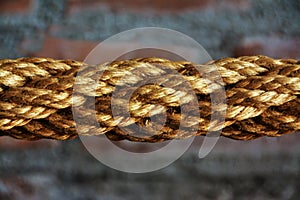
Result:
[0, 55, 299, 142]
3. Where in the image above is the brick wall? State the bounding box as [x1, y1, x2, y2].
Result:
[1, 0, 300, 60]
[0, 0, 300, 199]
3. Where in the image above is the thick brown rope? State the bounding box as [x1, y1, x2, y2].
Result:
[0, 55, 299, 142]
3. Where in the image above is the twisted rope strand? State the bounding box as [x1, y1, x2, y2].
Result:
[0, 55, 299, 142]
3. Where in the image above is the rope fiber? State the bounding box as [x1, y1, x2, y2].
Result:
[0, 55, 299, 142]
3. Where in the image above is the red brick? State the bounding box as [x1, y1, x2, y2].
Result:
[0, 0, 32, 14]
[189, 132, 300, 156]
[0, 137, 58, 150]
[21, 36, 98, 60]
[67, 0, 251, 15]
[0, 176, 39, 200]
[234, 36, 300, 59]
[21, 35, 203, 63]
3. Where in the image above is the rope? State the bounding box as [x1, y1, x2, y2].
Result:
[0, 55, 299, 142]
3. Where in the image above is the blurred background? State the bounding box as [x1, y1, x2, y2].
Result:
[0, 0, 300, 199]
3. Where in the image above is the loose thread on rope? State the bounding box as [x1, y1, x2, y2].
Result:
[0, 55, 299, 142]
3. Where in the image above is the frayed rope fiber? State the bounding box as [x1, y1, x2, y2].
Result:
[0, 55, 299, 142]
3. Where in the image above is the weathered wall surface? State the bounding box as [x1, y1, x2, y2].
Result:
[0, 0, 299, 199]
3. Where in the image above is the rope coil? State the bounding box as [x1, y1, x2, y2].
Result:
[0, 55, 299, 142]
